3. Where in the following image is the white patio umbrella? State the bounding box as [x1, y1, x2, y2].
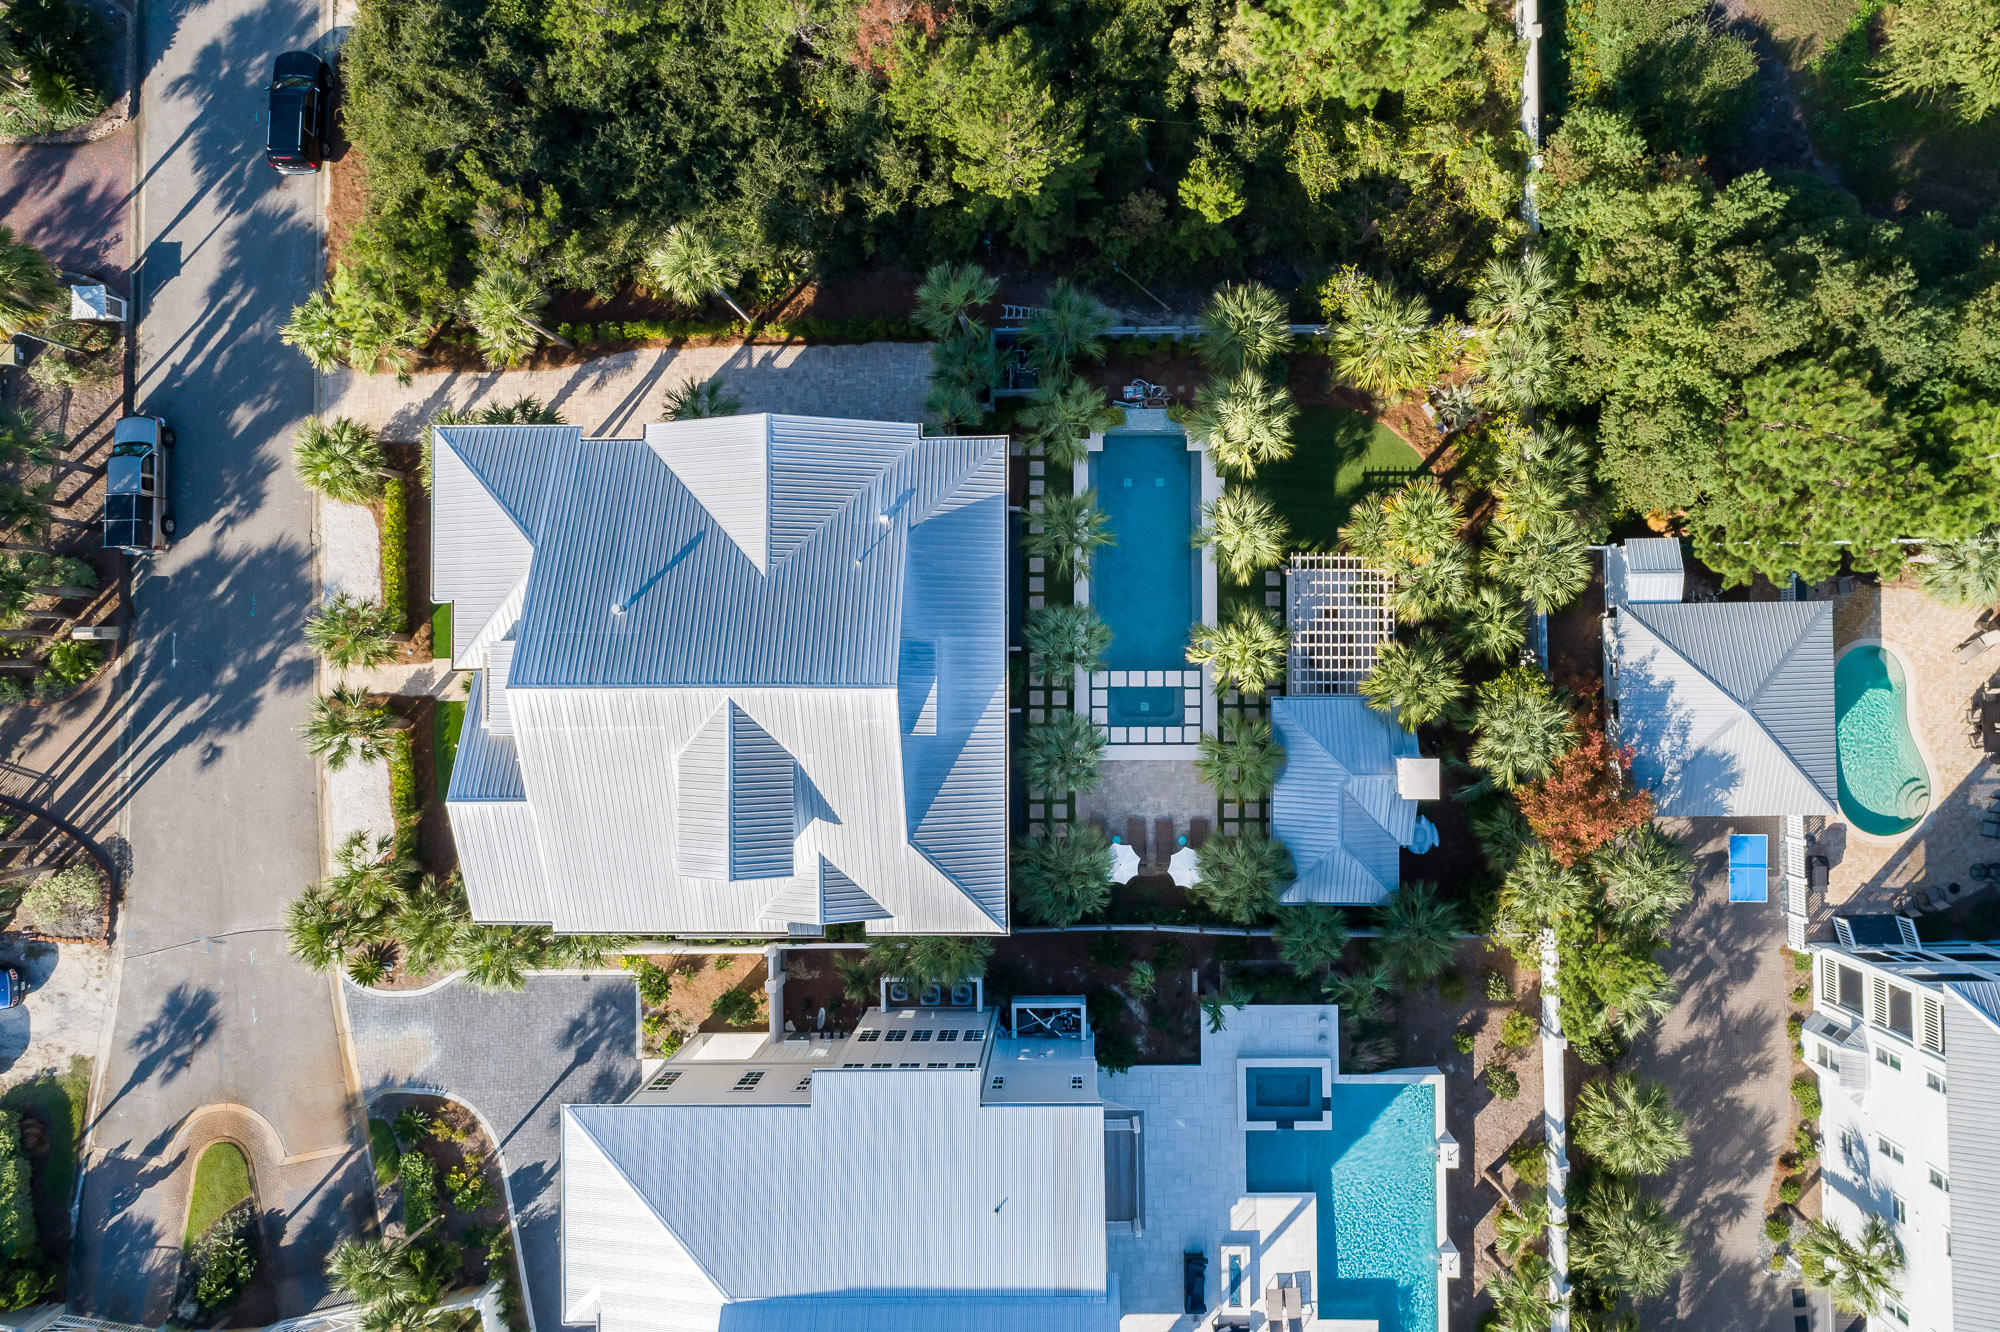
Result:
[1168, 845, 1200, 888]
[1110, 840, 1141, 884]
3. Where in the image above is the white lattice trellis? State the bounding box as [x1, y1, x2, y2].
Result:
[1285, 555, 1395, 695]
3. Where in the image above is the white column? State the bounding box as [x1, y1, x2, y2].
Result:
[1540, 928, 1571, 1332]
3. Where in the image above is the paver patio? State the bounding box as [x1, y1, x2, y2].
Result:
[1826, 580, 1999, 918]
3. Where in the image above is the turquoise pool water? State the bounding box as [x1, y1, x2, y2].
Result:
[1836, 645, 1930, 836]
[1089, 433, 1198, 725]
[1246, 1066, 1323, 1122]
[1106, 684, 1181, 727]
[1245, 1081, 1437, 1332]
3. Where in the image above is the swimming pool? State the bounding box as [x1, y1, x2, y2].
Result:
[1246, 1066, 1324, 1123]
[1089, 432, 1199, 724]
[1836, 644, 1930, 837]
[1245, 1081, 1438, 1332]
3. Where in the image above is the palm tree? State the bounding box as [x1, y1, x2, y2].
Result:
[1593, 948, 1677, 1040]
[1024, 490, 1114, 579]
[659, 376, 742, 420]
[1600, 827, 1694, 935]
[1380, 477, 1462, 563]
[1194, 717, 1286, 801]
[455, 924, 540, 991]
[643, 226, 750, 320]
[1574, 1073, 1691, 1176]
[295, 418, 389, 505]
[306, 593, 404, 669]
[0, 227, 61, 336]
[924, 380, 985, 434]
[1485, 1252, 1555, 1332]
[1456, 585, 1525, 663]
[1469, 252, 1558, 335]
[328, 830, 418, 921]
[1329, 277, 1439, 399]
[1273, 907, 1349, 979]
[1017, 373, 1121, 467]
[1186, 370, 1296, 476]
[282, 266, 424, 378]
[1191, 833, 1292, 924]
[1495, 1193, 1550, 1261]
[463, 268, 570, 369]
[1021, 279, 1113, 370]
[1013, 825, 1114, 926]
[866, 935, 994, 986]
[303, 686, 407, 771]
[913, 262, 998, 339]
[1470, 668, 1575, 789]
[1921, 525, 2000, 606]
[394, 875, 468, 975]
[1197, 282, 1290, 373]
[1359, 632, 1463, 728]
[1194, 488, 1290, 582]
[1796, 1215, 1904, 1316]
[1474, 328, 1557, 415]
[1572, 1178, 1689, 1299]
[285, 884, 349, 972]
[326, 1237, 449, 1330]
[1023, 603, 1112, 679]
[1324, 959, 1395, 1022]
[345, 940, 399, 987]
[1496, 841, 1592, 943]
[1019, 711, 1106, 795]
[1186, 606, 1287, 697]
[1376, 880, 1458, 984]
[1484, 512, 1590, 613]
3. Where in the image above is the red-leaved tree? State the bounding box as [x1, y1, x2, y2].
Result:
[1516, 723, 1653, 866]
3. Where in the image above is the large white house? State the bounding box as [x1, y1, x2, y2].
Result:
[1804, 922, 2000, 1331]
[430, 415, 1010, 938]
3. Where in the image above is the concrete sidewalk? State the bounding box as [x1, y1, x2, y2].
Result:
[322, 341, 935, 439]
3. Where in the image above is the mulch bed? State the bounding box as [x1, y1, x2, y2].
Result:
[369, 1093, 512, 1282]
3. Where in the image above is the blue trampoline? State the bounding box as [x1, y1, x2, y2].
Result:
[1729, 834, 1769, 902]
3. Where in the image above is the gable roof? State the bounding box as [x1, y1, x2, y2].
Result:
[1609, 600, 1836, 817]
[434, 416, 1010, 936]
[1269, 696, 1421, 905]
[560, 1073, 1111, 1332]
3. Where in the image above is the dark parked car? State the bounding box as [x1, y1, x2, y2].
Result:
[104, 414, 174, 555]
[0, 968, 24, 1010]
[265, 51, 329, 174]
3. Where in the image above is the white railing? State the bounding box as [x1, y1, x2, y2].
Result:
[1540, 929, 1572, 1332]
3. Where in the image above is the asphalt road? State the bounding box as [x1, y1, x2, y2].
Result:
[66, 0, 373, 1318]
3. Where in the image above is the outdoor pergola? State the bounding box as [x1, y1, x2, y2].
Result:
[1284, 554, 1395, 696]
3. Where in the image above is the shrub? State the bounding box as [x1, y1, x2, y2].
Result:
[380, 476, 409, 625]
[1485, 970, 1514, 1002]
[1509, 1139, 1547, 1189]
[16, 864, 104, 937]
[1500, 1009, 1538, 1050]
[36, 639, 100, 695]
[1190, 834, 1291, 924]
[1793, 948, 1814, 971]
[1791, 1076, 1823, 1120]
[1452, 1027, 1477, 1054]
[1779, 1176, 1804, 1206]
[190, 1226, 256, 1313]
[1438, 968, 1469, 1004]
[388, 729, 417, 855]
[0, 0, 111, 136]
[1127, 960, 1156, 1002]
[710, 986, 763, 1029]
[1765, 1214, 1792, 1244]
[398, 1150, 440, 1233]
[392, 1107, 431, 1145]
[1088, 932, 1128, 969]
[447, 1155, 495, 1212]
[1794, 1123, 1820, 1162]
[1790, 982, 1809, 1004]
[629, 959, 673, 1008]
[0, 1111, 34, 1266]
[1096, 1026, 1140, 1076]
[1787, 1015, 1803, 1041]
[1483, 1064, 1521, 1099]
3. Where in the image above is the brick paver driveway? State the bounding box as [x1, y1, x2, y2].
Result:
[342, 975, 642, 1332]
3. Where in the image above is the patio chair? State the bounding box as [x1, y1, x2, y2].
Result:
[1127, 818, 1148, 866]
[1154, 818, 1175, 869]
[1188, 815, 1212, 849]
[1983, 816, 2000, 839]
[1957, 630, 2000, 663]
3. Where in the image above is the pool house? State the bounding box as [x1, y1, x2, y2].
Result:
[1073, 408, 1222, 758]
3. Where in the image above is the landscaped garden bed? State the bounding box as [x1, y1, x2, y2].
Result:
[628, 953, 770, 1056]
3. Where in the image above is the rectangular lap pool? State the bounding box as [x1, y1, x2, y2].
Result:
[1089, 432, 1200, 726]
[1245, 1081, 1440, 1332]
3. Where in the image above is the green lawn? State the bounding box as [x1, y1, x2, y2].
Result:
[1255, 404, 1423, 554]
[430, 602, 452, 660]
[367, 1117, 401, 1188]
[0, 1055, 90, 1251]
[183, 1141, 252, 1246]
[435, 700, 464, 800]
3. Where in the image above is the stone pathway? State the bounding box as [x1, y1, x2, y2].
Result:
[322, 342, 936, 440]
[1827, 580, 2000, 917]
[341, 974, 641, 1332]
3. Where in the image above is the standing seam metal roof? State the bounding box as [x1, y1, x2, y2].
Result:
[1269, 696, 1420, 905]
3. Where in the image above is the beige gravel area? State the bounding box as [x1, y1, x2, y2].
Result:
[0, 939, 111, 1086]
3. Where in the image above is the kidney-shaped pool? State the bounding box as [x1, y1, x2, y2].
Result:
[1835, 644, 1931, 837]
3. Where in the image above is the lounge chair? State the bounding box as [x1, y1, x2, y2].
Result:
[1154, 817, 1175, 869]
[1188, 815, 1211, 849]
[1127, 818, 1148, 866]
[1957, 630, 2000, 663]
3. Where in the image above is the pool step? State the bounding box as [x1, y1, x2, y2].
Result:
[1894, 776, 1932, 819]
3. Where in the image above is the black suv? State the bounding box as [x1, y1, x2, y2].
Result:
[265, 51, 329, 174]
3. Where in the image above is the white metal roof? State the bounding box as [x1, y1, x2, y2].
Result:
[1609, 601, 1836, 817]
[1604, 537, 1685, 606]
[560, 1070, 1110, 1332]
[434, 416, 1010, 936]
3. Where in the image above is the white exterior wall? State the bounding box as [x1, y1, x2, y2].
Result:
[1809, 948, 1957, 1332]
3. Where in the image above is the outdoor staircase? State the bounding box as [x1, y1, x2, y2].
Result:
[1783, 815, 1810, 950]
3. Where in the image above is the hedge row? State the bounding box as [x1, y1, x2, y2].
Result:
[381, 476, 409, 627]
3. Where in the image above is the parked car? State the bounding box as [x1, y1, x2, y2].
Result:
[265, 51, 330, 174]
[0, 967, 25, 1010]
[104, 415, 174, 555]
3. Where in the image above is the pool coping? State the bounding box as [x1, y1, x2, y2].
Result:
[1835, 637, 1937, 849]
[1073, 415, 1222, 759]
[1241, 1063, 1457, 1332]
